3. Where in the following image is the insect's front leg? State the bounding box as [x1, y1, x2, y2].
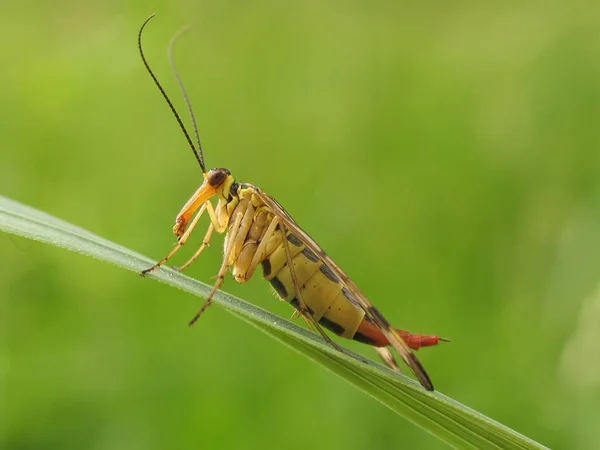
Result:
[173, 222, 214, 272]
[141, 201, 210, 276]
[173, 197, 224, 272]
[205, 200, 228, 234]
[176, 201, 230, 271]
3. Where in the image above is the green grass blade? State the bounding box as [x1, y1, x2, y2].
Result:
[0, 194, 548, 449]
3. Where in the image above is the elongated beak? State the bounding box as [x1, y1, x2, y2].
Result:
[172, 175, 216, 238]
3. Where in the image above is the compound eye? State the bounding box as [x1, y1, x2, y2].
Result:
[207, 168, 230, 187]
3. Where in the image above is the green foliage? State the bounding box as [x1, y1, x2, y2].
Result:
[0, 196, 548, 449]
[3, 3, 600, 449]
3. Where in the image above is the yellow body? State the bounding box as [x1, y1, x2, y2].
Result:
[223, 185, 366, 340]
[138, 15, 437, 390]
[142, 168, 435, 390]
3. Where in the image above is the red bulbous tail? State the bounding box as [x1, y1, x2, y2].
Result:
[354, 319, 449, 350]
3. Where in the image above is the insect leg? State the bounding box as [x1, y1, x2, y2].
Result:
[290, 310, 316, 331]
[254, 189, 434, 390]
[279, 225, 343, 351]
[141, 201, 208, 276]
[174, 222, 214, 272]
[242, 215, 280, 281]
[204, 200, 227, 233]
[188, 203, 246, 326]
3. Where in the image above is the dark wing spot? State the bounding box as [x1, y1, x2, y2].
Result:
[319, 316, 345, 337]
[287, 233, 303, 247]
[319, 264, 339, 283]
[301, 247, 319, 262]
[261, 259, 272, 278]
[367, 306, 391, 328]
[341, 287, 360, 308]
[269, 277, 288, 299]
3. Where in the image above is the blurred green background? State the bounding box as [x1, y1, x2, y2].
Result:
[2, 1, 600, 449]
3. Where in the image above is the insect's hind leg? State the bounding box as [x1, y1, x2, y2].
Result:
[278, 226, 344, 353]
[290, 310, 316, 332]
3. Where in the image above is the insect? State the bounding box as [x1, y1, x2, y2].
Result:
[138, 15, 446, 391]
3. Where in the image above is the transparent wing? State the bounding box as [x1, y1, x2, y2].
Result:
[254, 189, 434, 390]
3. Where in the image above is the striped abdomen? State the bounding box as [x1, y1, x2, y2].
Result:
[228, 193, 442, 350]
[224, 190, 365, 340]
[260, 225, 367, 341]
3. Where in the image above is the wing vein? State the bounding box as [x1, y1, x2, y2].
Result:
[253, 189, 433, 390]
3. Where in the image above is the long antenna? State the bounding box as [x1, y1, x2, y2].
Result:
[168, 27, 205, 172]
[138, 14, 206, 172]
